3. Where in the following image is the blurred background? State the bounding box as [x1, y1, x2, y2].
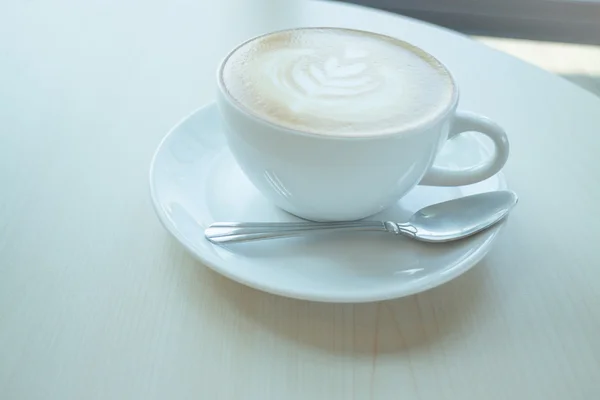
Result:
[334, 0, 600, 97]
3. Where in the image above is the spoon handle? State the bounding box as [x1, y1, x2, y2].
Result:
[205, 221, 390, 244]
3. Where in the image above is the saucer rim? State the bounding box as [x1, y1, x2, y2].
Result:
[148, 101, 509, 303]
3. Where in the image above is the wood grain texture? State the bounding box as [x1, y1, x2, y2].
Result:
[1, 1, 599, 399]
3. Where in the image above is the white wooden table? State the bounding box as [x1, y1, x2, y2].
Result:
[1, 1, 599, 399]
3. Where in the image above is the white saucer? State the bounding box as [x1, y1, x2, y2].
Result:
[149, 102, 509, 303]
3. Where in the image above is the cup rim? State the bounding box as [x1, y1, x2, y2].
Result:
[216, 26, 460, 141]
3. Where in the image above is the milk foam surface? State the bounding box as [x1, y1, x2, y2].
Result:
[221, 28, 455, 136]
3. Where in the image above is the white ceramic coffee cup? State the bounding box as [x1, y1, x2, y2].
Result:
[216, 30, 509, 222]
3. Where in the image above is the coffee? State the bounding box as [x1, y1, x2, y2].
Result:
[220, 28, 455, 137]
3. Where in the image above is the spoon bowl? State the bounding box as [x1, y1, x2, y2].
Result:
[408, 190, 518, 242]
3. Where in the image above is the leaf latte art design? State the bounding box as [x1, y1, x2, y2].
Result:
[258, 46, 399, 118]
[273, 51, 381, 99]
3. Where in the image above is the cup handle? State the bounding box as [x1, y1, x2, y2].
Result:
[420, 110, 510, 186]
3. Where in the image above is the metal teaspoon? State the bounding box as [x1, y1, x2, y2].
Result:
[205, 190, 518, 244]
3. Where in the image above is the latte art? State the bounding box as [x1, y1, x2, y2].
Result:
[221, 28, 455, 136]
[275, 51, 380, 98]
